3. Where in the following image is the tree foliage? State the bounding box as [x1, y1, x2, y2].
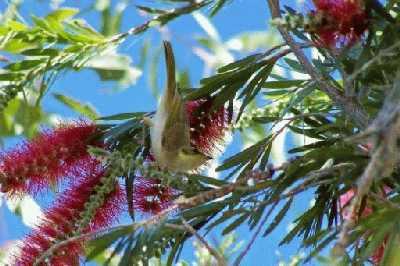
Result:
[1, 0, 400, 265]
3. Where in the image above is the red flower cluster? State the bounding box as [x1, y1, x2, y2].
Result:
[14, 158, 124, 266]
[133, 177, 175, 215]
[339, 187, 391, 265]
[311, 0, 369, 47]
[0, 121, 99, 196]
[185, 98, 230, 157]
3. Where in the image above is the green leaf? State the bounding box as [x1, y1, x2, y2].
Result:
[381, 224, 400, 266]
[249, 194, 269, 230]
[97, 112, 146, 121]
[189, 174, 228, 187]
[210, 0, 231, 16]
[4, 60, 45, 71]
[284, 58, 307, 73]
[136, 5, 167, 15]
[281, 82, 316, 117]
[217, 53, 262, 73]
[358, 222, 392, 263]
[237, 61, 275, 120]
[304, 232, 337, 262]
[252, 116, 279, 124]
[186, 61, 266, 100]
[101, 119, 141, 142]
[206, 209, 249, 231]
[2, 39, 38, 53]
[0, 72, 25, 81]
[263, 89, 291, 96]
[53, 93, 99, 120]
[263, 79, 307, 88]
[63, 20, 105, 43]
[263, 197, 293, 237]
[222, 212, 249, 235]
[216, 138, 268, 171]
[182, 201, 227, 219]
[22, 48, 59, 57]
[86, 226, 134, 261]
[288, 139, 337, 154]
[46, 8, 79, 21]
[5, 20, 28, 31]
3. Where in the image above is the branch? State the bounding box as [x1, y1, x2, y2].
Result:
[175, 168, 273, 209]
[265, 0, 369, 129]
[113, 1, 211, 42]
[181, 218, 226, 266]
[256, 162, 355, 209]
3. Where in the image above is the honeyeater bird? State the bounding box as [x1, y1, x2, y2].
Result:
[148, 41, 210, 172]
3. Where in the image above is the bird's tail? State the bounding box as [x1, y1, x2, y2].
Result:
[163, 41, 177, 103]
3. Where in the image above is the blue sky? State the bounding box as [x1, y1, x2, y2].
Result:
[0, 0, 317, 265]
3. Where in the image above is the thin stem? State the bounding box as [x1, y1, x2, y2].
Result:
[233, 201, 280, 266]
[181, 218, 226, 266]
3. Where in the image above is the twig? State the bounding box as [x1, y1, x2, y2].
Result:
[112, 1, 210, 42]
[256, 163, 355, 209]
[181, 218, 226, 266]
[265, 0, 369, 129]
[233, 201, 280, 266]
[175, 173, 256, 209]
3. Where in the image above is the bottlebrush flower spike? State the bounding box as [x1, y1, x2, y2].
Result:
[0, 120, 99, 196]
[339, 187, 391, 265]
[133, 177, 176, 215]
[371, 238, 387, 266]
[14, 158, 124, 266]
[185, 98, 231, 157]
[310, 0, 369, 47]
[339, 188, 372, 221]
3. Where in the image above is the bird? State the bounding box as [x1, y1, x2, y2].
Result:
[147, 41, 211, 172]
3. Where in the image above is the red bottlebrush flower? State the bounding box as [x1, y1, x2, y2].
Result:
[310, 0, 369, 47]
[14, 158, 124, 266]
[339, 188, 372, 221]
[0, 120, 100, 196]
[133, 177, 176, 215]
[339, 186, 391, 265]
[371, 237, 387, 265]
[185, 98, 231, 157]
